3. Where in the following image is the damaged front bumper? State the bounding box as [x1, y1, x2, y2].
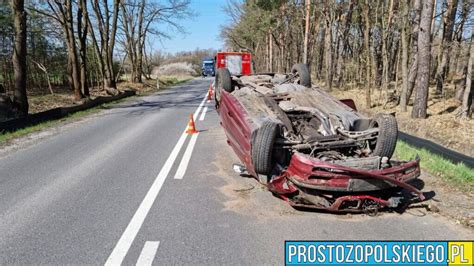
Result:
[267, 153, 423, 213]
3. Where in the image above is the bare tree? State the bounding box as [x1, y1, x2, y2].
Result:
[11, 0, 28, 116]
[120, 0, 145, 83]
[335, 0, 354, 87]
[381, 0, 398, 95]
[220, 0, 474, 121]
[454, 1, 472, 100]
[78, 0, 89, 97]
[45, 1, 84, 100]
[412, 0, 434, 118]
[303, 0, 310, 64]
[403, 0, 422, 111]
[363, 0, 371, 108]
[32, 60, 54, 95]
[88, 0, 120, 95]
[435, 0, 458, 95]
[461, 23, 474, 119]
[120, 0, 191, 83]
[323, 1, 334, 91]
[400, 0, 409, 112]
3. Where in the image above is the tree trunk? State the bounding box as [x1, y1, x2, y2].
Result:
[316, 27, 325, 80]
[11, 0, 28, 116]
[406, 0, 422, 104]
[56, 0, 83, 100]
[372, 1, 382, 90]
[400, 7, 409, 112]
[32, 61, 54, 95]
[303, 0, 310, 64]
[269, 29, 273, 72]
[66, 31, 82, 100]
[135, 51, 143, 83]
[324, 3, 333, 91]
[363, 0, 371, 108]
[452, 2, 469, 83]
[412, 0, 434, 119]
[265, 32, 270, 71]
[430, 0, 437, 38]
[135, 0, 145, 83]
[89, 0, 120, 94]
[120, 1, 136, 82]
[435, 0, 458, 95]
[461, 25, 474, 119]
[335, 0, 354, 87]
[78, 0, 89, 97]
[381, 0, 396, 105]
[280, 4, 286, 72]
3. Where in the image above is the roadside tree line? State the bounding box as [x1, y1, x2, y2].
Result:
[221, 0, 474, 119]
[1, 0, 191, 118]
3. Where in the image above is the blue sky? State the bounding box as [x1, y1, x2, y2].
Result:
[154, 0, 230, 54]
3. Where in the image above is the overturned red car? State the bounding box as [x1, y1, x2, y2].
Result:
[214, 62, 424, 213]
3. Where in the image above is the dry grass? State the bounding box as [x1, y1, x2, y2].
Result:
[28, 93, 77, 113]
[331, 84, 474, 157]
[27, 76, 193, 114]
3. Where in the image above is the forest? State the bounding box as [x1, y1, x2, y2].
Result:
[0, 0, 192, 119]
[221, 0, 474, 120]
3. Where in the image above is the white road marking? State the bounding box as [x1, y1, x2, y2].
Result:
[136, 241, 160, 266]
[174, 133, 199, 179]
[174, 94, 208, 180]
[199, 106, 208, 121]
[105, 93, 208, 266]
[193, 93, 208, 121]
[105, 131, 187, 266]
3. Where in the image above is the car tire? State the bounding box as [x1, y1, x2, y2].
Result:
[291, 64, 311, 88]
[252, 121, 279, 183]
[216, 68, 233, 93]
[369, 113, 398, 159]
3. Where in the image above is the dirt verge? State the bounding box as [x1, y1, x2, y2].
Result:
[409, 172, 474, 228]
[331, 85, 474, 157]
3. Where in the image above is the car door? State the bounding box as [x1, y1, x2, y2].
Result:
[219, 90, 253, 171]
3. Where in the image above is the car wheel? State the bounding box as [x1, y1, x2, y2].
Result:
[291, 64, 311, 88]
[369, 113, 398, 159]
[216, 68, 233, 93]
[252, 121, 279, 184]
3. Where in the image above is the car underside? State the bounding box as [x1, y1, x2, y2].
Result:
[215, 64, 424, 213]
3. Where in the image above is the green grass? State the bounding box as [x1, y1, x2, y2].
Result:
[394, 140, 474, 190]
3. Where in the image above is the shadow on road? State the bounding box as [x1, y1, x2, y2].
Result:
[99, 80, 210, 117]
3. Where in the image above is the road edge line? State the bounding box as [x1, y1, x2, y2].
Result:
[174, 133, 199, 179]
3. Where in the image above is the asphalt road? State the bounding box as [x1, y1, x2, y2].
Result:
[0, 78, 471, 264]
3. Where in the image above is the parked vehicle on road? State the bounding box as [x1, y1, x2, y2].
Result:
[214, 63, 425, 213]
[201, 58, 215, 77]
[215, 52, 252, 76]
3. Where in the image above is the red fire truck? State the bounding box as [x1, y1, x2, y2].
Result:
[215, 52, 252, 76]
